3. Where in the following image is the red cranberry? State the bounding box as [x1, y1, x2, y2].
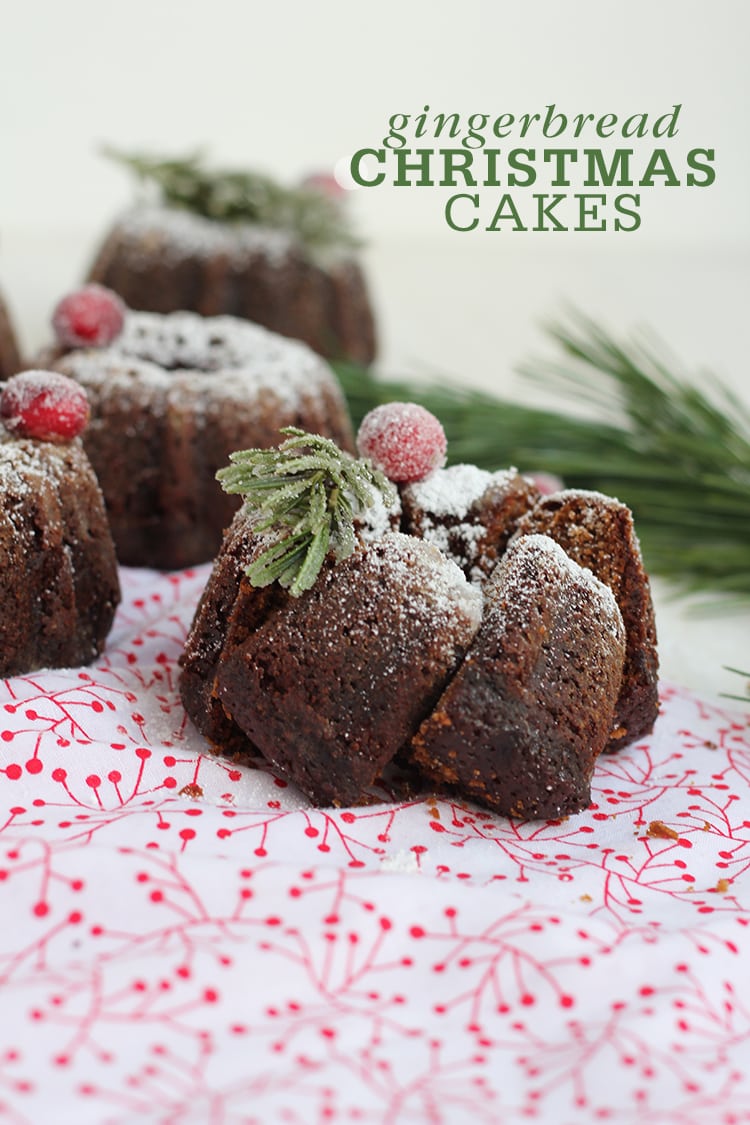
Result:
[0, 370, 90, 442]
[357, 402, 447, 483]
[52, 284, 126, 348]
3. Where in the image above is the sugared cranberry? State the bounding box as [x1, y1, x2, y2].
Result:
[300, 171, 346, 199]
[357, 402, 447, 483]
[526, 471, 564, 497]
[52, 284, 125, 348]
[0, 370, 90, 442]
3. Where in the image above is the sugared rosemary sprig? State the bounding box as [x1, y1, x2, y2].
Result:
[217, 428, 395, 596]
[103, 148, 359, 252]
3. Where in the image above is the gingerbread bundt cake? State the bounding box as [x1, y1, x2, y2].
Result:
[179, 407, 653, 819]
[0, 371, 120, 677]
[48, 289, 354, 569]
[87, 154, 376, 365]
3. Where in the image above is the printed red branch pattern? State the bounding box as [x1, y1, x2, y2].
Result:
[1, 565, 749, 1123]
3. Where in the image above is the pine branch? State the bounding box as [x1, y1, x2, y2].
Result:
[103, 148, 359, 252]
[333, 314, 750, 598]
[217, 428, 395, 597]
[721, 666, 750, 705]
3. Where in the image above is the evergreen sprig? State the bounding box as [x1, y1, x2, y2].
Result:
[333, 313, 750, 598]
[103, 148, 359, 252]
[217, 428, 395, 597]
[722, 667, 750, 705]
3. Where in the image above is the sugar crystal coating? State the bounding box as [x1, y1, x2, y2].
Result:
[357, 402, 447, 482]
[0, 370, 90, 443]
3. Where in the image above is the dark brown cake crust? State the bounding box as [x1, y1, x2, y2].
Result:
[88, 209, 377, 366]
[0, 291, 21, 380]
[512, 489, 659, 750]
[52, 311, 355, 569]
[179, 509, 291, 758]
[0, 436, 120, 677]
[409, 535, 626, 820]
[184, 532, 482, 807]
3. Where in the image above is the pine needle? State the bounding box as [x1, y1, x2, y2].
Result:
[333, 313, 750, 598]
[721, 667, 750, 705]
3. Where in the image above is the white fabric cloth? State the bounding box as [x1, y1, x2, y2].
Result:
[1, 565, 749, 1123]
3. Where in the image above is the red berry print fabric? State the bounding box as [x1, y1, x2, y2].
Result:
[1, 565, 749, 1123]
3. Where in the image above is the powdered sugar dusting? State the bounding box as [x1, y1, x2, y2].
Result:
[374, 533, 483, 635]
[546, 486, 625, 507]
[0, 435, 81, 552]
[401, 464, 526, 583]
[523, 488, 646, 565]
[58, 310, 340, 414]
[268, 533, 483, 693]
[493, 534, 624, 643]
[114, 206, 299, 269]
[355, 481, 402, 542]
[0, 431, 74, 493]
[404, 464, 516, 519]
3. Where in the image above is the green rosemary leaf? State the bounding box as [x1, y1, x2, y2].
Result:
[245, 533, 310, 589]
[308, 477, 328, 533]
[217, 428, 393, 596]
[291, 523, 331, 596]
[102, 147, 359, 252]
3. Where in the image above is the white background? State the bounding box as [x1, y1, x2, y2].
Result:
[1, 0, 748, 695]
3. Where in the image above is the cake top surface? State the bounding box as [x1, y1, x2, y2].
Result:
[403, 463, 519, 518]
[522, 487, 644, 563]
[0, 433, 89, 547]
[113, 205, 300, 267]
[490, 533, 624, 640]
[57, 310, 339, 411]
[0, 430, 78, 486]
[364, 532, 484, 631]
[540, 487, 626, 510]
[273, 533, 484, 667]
[400, 463, 530, 584]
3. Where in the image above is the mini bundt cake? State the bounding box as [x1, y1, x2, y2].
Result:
[0, 372, 120, 677]
[0, 289, 21, 380]
[409, 535, 626, 819]
[512, 489, 659, 749]
[49, 290, 354, 569]
[87, 153, 376, 365]
[400, 464, 540, 584]
[178, 408, 655, 819]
